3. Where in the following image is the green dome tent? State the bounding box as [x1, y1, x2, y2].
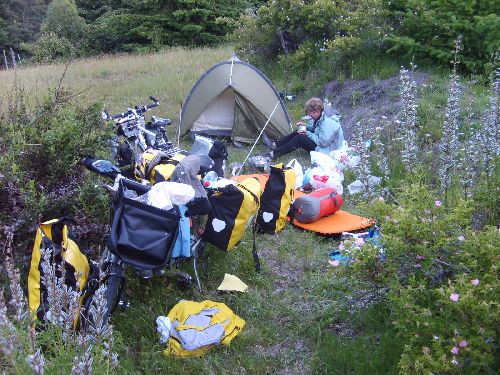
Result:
[179, 55, 292, 144]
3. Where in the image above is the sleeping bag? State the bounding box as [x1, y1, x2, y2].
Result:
[291, 188, 343, 223]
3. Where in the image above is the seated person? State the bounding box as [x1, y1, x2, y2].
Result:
[265, 97, 344, 159]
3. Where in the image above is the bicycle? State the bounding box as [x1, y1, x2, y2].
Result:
[79, 156, 209, 330]
[103, 96, 180, 178]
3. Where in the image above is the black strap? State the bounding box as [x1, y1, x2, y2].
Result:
[252, 217, 261, 272]
[237, 178, 261, 272]
[329, 191, 340, 210]
[288, 188, 297, 225]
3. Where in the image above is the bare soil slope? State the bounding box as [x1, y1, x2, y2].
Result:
[322, 73, 429, 140]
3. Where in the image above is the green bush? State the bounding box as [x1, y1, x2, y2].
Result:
[233, 0, 388, 77]
[333, 184, 499, 373]
[21, 32, 75, 63]
[0, 83, 113, 245]
[385, 0, 500, 74]
[22, 0, 87, 62]
[4, 99, 111, 185]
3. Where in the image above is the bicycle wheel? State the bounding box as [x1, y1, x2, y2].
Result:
[80, 251, 125, 331]
[100, 269, 124, 324]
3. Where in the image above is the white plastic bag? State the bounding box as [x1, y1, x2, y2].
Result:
[310, 151, 341, 172]
[309, 163, 344, 183]
[347, 180, 364, 195]
[330, 149, 349, 170]
[310, 173, 344, 195]
[310, 151, 344, 183]
[286, 158, 303, 189]
[307, 166, 343, 194]
[347, 176, 381, 195]
[190, 135, 214, 155]
[330, 141, 360, 170]
[136, 181, 195, 210]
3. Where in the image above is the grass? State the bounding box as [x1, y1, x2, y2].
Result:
[104, 223, 403, 374]
[108, 225, 337, 374]
[0, 45, 234, 119]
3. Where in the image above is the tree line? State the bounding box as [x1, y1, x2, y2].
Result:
[233, 0, 499, 76]
[0, 0, 498, 74]
[0, 0, 265, 63]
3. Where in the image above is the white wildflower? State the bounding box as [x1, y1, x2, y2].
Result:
[439, 37, 462, 198]
[26, 349, 45, 375]
[0, 290, 18, 358]
[4, 251, 28, 322]
[398, 63, 419, 171]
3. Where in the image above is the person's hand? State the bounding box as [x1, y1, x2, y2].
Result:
[296, 121, 306, 134]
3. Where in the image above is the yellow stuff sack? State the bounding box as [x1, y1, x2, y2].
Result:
[134, 149, 186, 184]
[28, 218, 90, 323]
[257, 164, 296, 234]
[203, 177, 261, 251]
[163, 300, 245, 357]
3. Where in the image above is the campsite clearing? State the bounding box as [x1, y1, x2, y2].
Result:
[3, 45, 495, 374]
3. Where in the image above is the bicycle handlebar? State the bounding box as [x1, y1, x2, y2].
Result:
[103, 96, 160, 121]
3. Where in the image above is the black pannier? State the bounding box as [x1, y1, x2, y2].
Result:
[107, 178, 180, 270]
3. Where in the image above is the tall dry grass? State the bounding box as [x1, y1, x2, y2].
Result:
[0, 45, 234, 119]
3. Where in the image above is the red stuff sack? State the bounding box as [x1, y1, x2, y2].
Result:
[291, 188, 343, 223]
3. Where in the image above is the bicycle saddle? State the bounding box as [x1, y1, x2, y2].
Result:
[151, 116, 172, 126]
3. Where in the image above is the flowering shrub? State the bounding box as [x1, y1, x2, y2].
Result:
[396, 272, 498, 373]
[0, 243, 118, 374]
[339, 184, 500, 373]
[335, 235, 385, 283]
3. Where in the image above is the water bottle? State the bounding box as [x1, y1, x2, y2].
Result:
[202, 171, 218, 188]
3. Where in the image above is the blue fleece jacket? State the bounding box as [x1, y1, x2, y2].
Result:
[306, 112, 344, 154]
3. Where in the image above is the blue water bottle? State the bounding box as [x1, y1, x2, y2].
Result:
[202, 171, 218, 188]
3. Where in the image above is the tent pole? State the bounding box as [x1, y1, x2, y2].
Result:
[177, 103, 182, 148]
[229, 58, 234, 86]
[236, 101, 280, 176]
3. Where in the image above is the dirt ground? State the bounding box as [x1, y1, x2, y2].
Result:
[322, 73, 429, 140]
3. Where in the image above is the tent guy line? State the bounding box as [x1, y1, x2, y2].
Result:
[237, 100, 280, 176]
